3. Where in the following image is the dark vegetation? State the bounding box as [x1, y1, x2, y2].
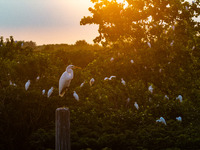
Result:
[1, 0, 200, 149]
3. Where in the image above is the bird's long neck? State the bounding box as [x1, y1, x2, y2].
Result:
[67, 69, 74, 78]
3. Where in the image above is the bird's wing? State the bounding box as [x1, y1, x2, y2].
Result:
[59, 72, 71, 97]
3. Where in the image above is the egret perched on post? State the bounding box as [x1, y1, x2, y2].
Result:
[47, 87, 54, 98]
[73, 91, 79, 101]
[59, 65, 81, 97]
[25, 80, 30, 91]
[90, 78, 95, 86]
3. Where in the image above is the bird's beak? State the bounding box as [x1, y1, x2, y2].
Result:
[73, 66, 81, 69]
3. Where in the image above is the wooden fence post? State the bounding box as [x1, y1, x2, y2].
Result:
[56, 107, 70, 150]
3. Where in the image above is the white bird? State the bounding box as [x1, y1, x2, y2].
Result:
[130, 59, 134, 64]
[172, 25, 175, 31]
[110, 57, 114, 62]
[159, 69, 162, 73]
[73, 91, 79, 101]
[104, 77, 109, 81]
[164, 95, 169, 100]
[42, 89, 45, 95]
[47, 87, 54, 98]
[80, 81, 85, 88]
[109, 76, 116, 80]
[156, 117, 167, 125]
[176, 95, 183, 102]
[90, 78, 95, 86]
[148, 85, 153, 93]
[25, 80, 30, 91]
[176, 116, 182, 122]
[59, 65, 80, 97]
[127, 98, 130, 103]
[147, 42, 151, 48]
[13, 83, 17, 87]
[192, 46, 195, 50]
[134, 102, 139, 110]
[36, 76, 40, 81]
[9, 80, 12, 85]
[170, 40, 174, 46]
[121, 78, 126, 86]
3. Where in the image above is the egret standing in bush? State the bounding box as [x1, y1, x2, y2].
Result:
[59, 65, 81, 97]
[25, 80, 30, 91]
[47, 87, 54, 98]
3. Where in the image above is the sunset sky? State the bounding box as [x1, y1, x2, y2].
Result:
[0, 0, 198, 45]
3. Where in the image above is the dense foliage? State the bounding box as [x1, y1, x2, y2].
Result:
[1, 0, 200, 150]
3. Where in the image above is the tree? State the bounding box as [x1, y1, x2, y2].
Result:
[81, 0, 200, 47]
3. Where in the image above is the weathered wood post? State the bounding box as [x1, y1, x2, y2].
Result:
[56, 107, 70, 150]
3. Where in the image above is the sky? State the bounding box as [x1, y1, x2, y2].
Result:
[0, 0, 98, 45]
[0, 0, 199, 45]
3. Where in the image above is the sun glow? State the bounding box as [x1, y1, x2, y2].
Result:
[116, 0, 128, 7]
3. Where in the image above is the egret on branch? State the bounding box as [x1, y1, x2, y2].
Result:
[90, 78, 95, 86]
[59, 65, 81, 97]
[47, 87, 54, 98]
[73, 91, 79, 101]
[25, 80, 30, 91]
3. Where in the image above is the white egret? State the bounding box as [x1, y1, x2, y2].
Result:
[42, 89, 45, 95]
[192, 46, 195, 50]
[59, 65, 81, 97]
[36, 76, 40, 81]
[47, 87, 54, 98]
[90, 78, 95, 86]
[164, 95, 169, 100]
[170, 40, 174, 46]
[148, 85, 153, 93]
[121, 78, 126, 86]
[13, 83, 17, 87]
[134, 102, 139, 110]
[104, 77, 109, 81]
[159, 69, 162, 73]
[25, 80, 30, 91]
[130, 59, 134, 64]
[156, 117, 167, 125]
[80, 81, 85, 88]
[73, 91, 79, 101]
[110, 57, 114, 62]
[172, 25, 175, 31]
[9, 80, 12, 85]
[176, 95, 183, 102]
[176, 116, 182, 122]
[109, 76, 116, 80]
[147, 42, 151, 48]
